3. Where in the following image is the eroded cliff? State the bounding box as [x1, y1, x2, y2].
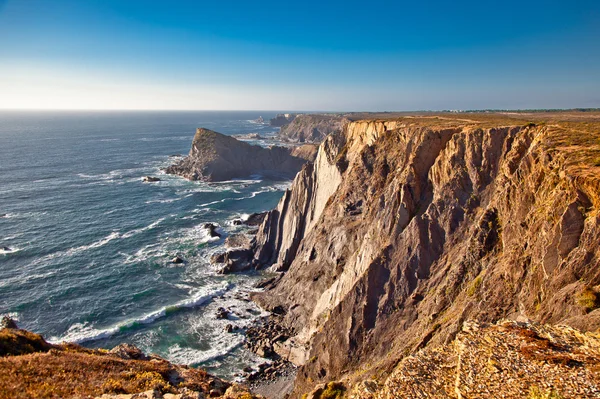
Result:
[278, 115, 349, 143]
[166, 128, 311, 181]
[250, 113, 600, 396]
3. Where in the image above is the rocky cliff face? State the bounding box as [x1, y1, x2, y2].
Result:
[166, 128, 311, 181]
[278, 115, 349, 143]
[250, 114, 600, 396]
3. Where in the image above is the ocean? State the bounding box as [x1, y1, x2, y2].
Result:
[0, 110, 289, 378]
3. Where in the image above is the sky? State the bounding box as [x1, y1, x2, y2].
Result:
[0, 0, 599, 111]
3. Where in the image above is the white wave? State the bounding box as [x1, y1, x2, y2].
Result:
[121, 218, 165, 239]
[48, 283, 232, 344]
[0, 312, 19, 322]
[145, 198, 181, 204]
[0, 247, 21, 255]
[179, 223, 222, 244]
[68, 231, 121, 254]
[77, 166, 153, 182]
[167, 340, 242, 365]
[1, 211, 48, 220]
[2, 233, 24, 241]
[121, 244, 161, 264]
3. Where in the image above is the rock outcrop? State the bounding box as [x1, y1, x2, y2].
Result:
[249, 113, 600, 396]
[278, 114, 349, 143]
[270, 114, 298, 127]
[165, 128, 309, 181]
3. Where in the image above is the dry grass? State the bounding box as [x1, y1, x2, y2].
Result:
[0, 328, 218, 399]
[0, 328, 54, 356]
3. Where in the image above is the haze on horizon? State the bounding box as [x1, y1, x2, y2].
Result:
[0, 0, 599, 111]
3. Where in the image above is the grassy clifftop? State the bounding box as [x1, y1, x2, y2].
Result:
[0, 322, 259, 399]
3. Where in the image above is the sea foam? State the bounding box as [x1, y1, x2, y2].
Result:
[48, 283, 232, 344]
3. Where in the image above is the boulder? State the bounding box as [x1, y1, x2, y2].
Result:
[171, 256, 185, 264]
[225, 234, 250, 248]
[212, 248, 253, 274]
[203, 223, 221, 238]
[1, 316, 18, 329]
[244, 212, 267, 226]
[109, 343, 148, 360]
[215, 307, 229, 320]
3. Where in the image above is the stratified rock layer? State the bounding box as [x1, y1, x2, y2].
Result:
[250, 113, 600, 396]
[278, 114, 349, 143]
[166, 128, 309, 181]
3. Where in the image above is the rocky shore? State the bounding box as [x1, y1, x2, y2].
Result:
[242, 316, 297, 399]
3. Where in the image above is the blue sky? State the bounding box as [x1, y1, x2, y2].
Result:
[0, 0, 599, 110]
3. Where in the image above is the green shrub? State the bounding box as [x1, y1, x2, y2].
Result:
[320, 382, 345, 399]
[528, 385, 564, 399]
[576, 287, 600, 312]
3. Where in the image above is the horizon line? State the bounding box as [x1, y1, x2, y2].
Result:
[0, 107, 599, 113]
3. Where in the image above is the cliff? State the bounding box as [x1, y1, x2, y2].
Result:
[249, 112, 600, 396]
[166, 128, 313, 181]
[0, 320, 259, 399]
[278, 115, 349, 143]
[270, 114, 298, 127]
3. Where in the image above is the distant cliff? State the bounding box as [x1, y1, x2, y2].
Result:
[278, 114, 349, 143]
[270, 113, 298, 127]
[249, 113, 600, 397]
[165, 128, 315, 181]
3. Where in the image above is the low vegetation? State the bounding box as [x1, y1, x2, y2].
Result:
[576, 287, 600, 312]
[0, 325, 258, 399]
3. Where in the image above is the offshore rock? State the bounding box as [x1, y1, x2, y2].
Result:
[165, 128, 309, 182]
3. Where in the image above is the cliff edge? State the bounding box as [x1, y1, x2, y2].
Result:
[278, 114, 349, 143]
[166, 128, 313, 181]
[0, 318, 260, 399]
[249, 112, 600, 396]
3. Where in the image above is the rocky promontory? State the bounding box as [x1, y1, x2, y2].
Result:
[269, 114, 297, 127]
[278, 114, 349, 143]
[245, 111, 600, 397]
[165, 128, 314, 181]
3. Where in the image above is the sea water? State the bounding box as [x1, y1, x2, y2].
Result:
[0, 110, 289, 377]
